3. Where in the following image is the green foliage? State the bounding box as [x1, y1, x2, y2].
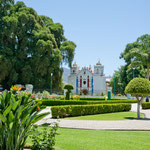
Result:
[0, 90, 49, 150]
[32, 123, 58, 150]
[110, 66, 146, 94]
[64, 84, 74, 100]
[0, 1, 76, 90]
[121, 34, 150, 80]
[142, 102, 150, 109]
[111, 34, 150, 94]
[51, 104, 131, 118]
[60, 41, 76, 68]
[64, 84, 74, 90]
[125, 77, 150, 118]
[125, 78, 150, 95]
[79, 97, 131, 101]
[37, 99, 137, 106]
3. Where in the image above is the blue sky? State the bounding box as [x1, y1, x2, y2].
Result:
[15, 0, 150, 76]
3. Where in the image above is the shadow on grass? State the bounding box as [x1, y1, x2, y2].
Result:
[125, 117, 150, 120]
[40, 123, 52, 127]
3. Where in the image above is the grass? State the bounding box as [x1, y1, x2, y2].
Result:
[64, 111, 144, 120]
[26, 128, 150, 150]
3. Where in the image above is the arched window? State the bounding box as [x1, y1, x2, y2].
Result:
[96, 68, 99, 74]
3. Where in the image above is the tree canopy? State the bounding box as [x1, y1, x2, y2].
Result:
[125, 77, 150, 118]
[121, 34, 150, 80]
[110, 34, 150, 94]
[125, 78, 150, 96]
[0, 1, 76, 90]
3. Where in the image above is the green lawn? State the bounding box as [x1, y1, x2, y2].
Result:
[26, 128, 150, 150]
[64, 112, 144, 120]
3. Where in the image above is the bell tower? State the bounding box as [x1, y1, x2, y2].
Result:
[71, 62, 79, 74]
[94, 61, 104, 76]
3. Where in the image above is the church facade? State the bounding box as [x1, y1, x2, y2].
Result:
[68, 62, 106, 95]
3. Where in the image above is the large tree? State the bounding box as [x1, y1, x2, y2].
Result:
[110, 65, 146, 94]
[111, 34, 150, 94]
[0, 1, 76, 90]
[121, 34, 150, 80]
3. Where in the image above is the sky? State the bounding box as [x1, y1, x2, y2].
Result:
[15, 0, 150, 76]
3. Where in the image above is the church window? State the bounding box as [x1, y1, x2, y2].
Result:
[96, 68, 99, 74]
[84, 71, 86, 74]
[83, 81, 86, 85]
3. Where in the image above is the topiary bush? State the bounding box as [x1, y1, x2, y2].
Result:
[125, 77, 150, 118]
[64, 84, 74, 100]
[51, 103, 131, 118]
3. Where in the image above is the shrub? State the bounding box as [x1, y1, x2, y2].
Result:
[51, 103, 131, 118]
[64, 84, 74, 100]
[80, 97, 105, 100]
[79, 97, 131, 101]
[142, 102, 150, 109]
[72, 95, 80, 100]
[0, 90, 49, 150]
[37, 99, 137, 106]
[100, 92, 104, 96]
[42, 90, 50, 98]
[125, 77, 150, 118]
[32, 123, 58, 150]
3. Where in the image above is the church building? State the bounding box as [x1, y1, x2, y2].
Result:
[68, 61, 106, 95]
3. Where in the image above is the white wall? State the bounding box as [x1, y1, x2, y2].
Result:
[68, 74, 76, 93]
[93, 76, 106, 94]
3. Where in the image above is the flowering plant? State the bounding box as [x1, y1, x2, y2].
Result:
[72, 95, 80, 100]
[11, 85, 22, 94]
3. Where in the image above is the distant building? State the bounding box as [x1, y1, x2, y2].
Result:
[68, 61, 106, 95]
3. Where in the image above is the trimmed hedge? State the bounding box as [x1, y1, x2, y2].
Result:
[79, 97, 131, 101]
[37, 99, 137, 106]
[142, 102, 150, 109]
[51, 103, 131, 118]
[79, 97, 105, 100]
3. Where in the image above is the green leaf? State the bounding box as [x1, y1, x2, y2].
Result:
[8, 111, 14, 123]
[3, 105, 12, 116]
[0, 113, 7, 123]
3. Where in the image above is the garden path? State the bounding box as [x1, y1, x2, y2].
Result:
[36, 104, 150, 130]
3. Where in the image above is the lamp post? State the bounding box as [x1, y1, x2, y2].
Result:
[113, 74, 115, 96]
[50, 73, 53, 95]
[133, 66, 135, 79]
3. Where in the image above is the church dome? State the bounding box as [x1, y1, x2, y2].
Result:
[73, 62, 78, 67]
[96, 61, 101, 66]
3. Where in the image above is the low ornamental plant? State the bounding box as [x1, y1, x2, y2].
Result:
[0, 87, 49, 150]
[72, 95, 80, 100]
[125, 78, 150, 118]
[32, 123, 58, 150]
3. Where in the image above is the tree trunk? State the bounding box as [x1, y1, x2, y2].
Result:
[146, 63, 149, 102]
[147, 63, 149, 80]
[137, 101, 140, 119]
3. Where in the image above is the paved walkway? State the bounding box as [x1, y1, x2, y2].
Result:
[36, 104, 150, 130]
